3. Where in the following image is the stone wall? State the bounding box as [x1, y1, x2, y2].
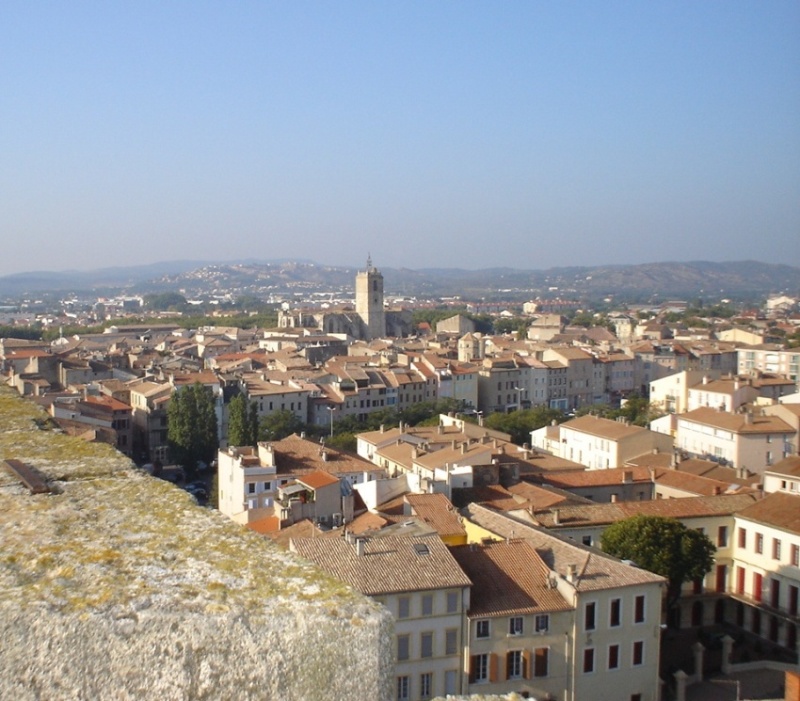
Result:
[0, 387, 393, 700]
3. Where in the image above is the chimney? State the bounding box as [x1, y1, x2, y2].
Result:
[321, 449, 328, 462]
[703, 375, 709, 385]
[713, 486, 721, 495]
[737, 465, 747, 479]
[452, 439, 457, 450]
[355, 538, 365, 556]
[552, 509, 560, 525]
[380, 424, 385, 433]
[622, 470, 633, 484]
[461, 443, 467, 455]
[412, 446, 418, 459]
[437, 424, 443, 435]
[566, 564, 578, 583]
[744, 411, 753, 425]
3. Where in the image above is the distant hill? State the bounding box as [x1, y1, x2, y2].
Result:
[0, 259, 798, 304]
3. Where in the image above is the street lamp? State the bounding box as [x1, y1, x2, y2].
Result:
[326, 406, 336, 437]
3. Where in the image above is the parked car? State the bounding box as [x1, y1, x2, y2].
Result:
[185, 483, 208, 502]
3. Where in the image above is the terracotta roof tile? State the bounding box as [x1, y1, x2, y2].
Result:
[561, 414, 650, 441]
[405, 493, 466, 538]
[292, 534, 472, 596]
[533, 493, 759, 528]
[679, 407, 795, 435]
[462, 504, 665, 591]
[736, 492, 800, 533]
[449, 540, 571, 617]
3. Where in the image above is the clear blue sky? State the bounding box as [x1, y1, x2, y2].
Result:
[1, 1, 798, 276]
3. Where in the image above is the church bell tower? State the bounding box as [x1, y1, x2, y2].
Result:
[355, 255, 386, 340]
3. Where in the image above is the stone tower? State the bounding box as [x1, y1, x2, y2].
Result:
[355, 256, 386, 340]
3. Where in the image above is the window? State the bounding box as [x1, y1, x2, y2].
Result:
[756, 533, 764, 554]
[738, 528, 747, 549]
[476, 620, 490, 639]
[534, 647, 549, 677]
[754, 572, 763, 603]
[445, 629, 458, 656]
[419, 672, 432, 700]
[398, 597, 410, 619]
[247, 482, 256, 494]
[506, 650, 523, 679]
[582, 535, 593, 546]
[470, 653, 489, 683]
[444, 670, 458, 695]
[535, 614, 549, 633]
[771, 579, 781, 609]
[420, 632, 433, 658]
[509, 616, 523, 635]
[793, 545, 800, 567]
[422, 594, 433, 616]
[610, 598, 621, 627]
[397, 634, 410, 662]
[634, 595, 645, 623]
[608, 644, 620, 670]
[631, 694, 642, 701]
[396, 675, 409, 701]
[447, 591, 459, 613]
[583, 648, 595, 673]
[632, 641, 644, 666]
[584, 602, 596, 631]
[773, 539, 782, 560]
[717, 526, 728, 548]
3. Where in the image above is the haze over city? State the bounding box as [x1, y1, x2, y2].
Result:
[2, 1, 798, 278]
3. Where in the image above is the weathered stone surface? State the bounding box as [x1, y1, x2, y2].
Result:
[0, 387, 393, 699]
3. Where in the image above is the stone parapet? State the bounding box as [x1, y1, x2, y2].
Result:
[0, 388, 393, 700]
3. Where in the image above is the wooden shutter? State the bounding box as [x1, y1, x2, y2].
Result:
[523, 649, 531, 679]
[535, 647, 549, 677]
[489, 653, 498, 683]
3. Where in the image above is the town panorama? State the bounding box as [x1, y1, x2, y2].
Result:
[2, 257, 800, 701]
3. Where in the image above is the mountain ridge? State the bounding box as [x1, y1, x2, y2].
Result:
[1, 259, 798, 304]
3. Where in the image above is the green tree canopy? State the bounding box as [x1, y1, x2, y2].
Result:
[227, 393, 259, 447]
[600, 514, 715, 612]
[483, 406, 567, 444]
[143, 292, 189, 311]
[259, 409, 305, 442]
[575, 394, 661, 427]
[167, 382, 219, 473]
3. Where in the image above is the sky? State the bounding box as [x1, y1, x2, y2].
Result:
[1, 1, 799, 276]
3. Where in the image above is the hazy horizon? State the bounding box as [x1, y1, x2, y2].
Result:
[2, 2, 799, 277]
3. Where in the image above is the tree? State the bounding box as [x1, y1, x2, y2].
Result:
[600, 515, 715, 615]
[259, 409, 304, 442]
[324, 432, 357, 453]
[167, 382, 219, 474]
[143, 292, 189, 311]
[484, 406, 567, 444]
[227, 393, 259, 446]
